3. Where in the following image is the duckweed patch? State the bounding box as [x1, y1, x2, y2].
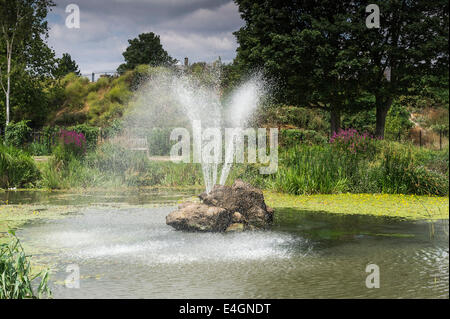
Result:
[264, 191, 449, 220]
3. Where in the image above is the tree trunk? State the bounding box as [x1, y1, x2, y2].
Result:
[6, 50, 11, 126]
[330, 107, 341, 136]
[375, 96, 393, 139]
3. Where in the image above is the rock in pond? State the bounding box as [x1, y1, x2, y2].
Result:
[166, 180, 274, 232]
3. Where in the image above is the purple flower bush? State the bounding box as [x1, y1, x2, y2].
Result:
[59, 129, 86, 157]
[330, 128, 378, 155]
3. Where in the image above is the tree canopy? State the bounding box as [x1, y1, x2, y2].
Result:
[53, 53, 80, 78]
[117, 32, 177, 74]
[0, 0, 55, 127]
[234, 0, 449, 136]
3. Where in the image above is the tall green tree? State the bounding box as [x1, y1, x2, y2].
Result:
[117, 32, 177, 74]
[53, 53, 80, 78]
[234, 0, 366, 134]
[0, 0, 55, 126]
[234, 0, 449, 137]
[352, 0, 448, 137]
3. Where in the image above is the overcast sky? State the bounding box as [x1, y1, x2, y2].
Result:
[47, 0, 244, 75]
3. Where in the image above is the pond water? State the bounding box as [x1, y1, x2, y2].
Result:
[6, 190, 449, 299]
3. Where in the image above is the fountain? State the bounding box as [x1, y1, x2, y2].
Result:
[166, 179, 274, 232]
[124, 66, 273, 232]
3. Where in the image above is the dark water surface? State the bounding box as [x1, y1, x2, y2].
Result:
[7, 190, 448, 299]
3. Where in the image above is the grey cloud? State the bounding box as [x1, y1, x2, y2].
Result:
[48, 0, 243, 74]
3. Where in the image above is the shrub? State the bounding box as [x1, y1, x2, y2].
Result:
[102, 119, 123, 139]
[0, 144, 41, 189]
[280, 129, 328, 147]
[254, 105, 328, 132]
[147, 128, 174, 156]
[375, 143, 448, 195]
[62, 73, 89, 109]
[385, 102, 414, 141]
[27, 142, 51, 156]
[58, 129, 87, 159]
[41, 126, 60, 148]
[85, 142, 131, 173]
[105, 83, 132, 104]
[90, 76, 110, 91]
[245, 141, 448, 196]
[68, 124, 99, 150]
[330, 128, 377, 157]
[5, 120, 32, 147]
[266, 145, 352, 194]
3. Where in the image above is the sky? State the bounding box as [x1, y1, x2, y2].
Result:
[47, 0, 244, 75]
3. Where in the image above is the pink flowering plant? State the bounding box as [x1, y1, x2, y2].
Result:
[59, 129, 87, 158]
[330, 128, 377, 156]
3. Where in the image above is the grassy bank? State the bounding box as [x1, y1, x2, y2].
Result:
[254, 140, 449, 196]
[2, 134, 449, 197]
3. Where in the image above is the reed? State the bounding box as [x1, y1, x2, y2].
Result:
[0, 230, 51, 299]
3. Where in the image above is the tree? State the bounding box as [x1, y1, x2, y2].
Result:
[53, 53, 80, 78]
[117, 32, 177, 73]
[0, 0, 55, 126]
[233, 0, 366, 134]
[352, 0, 449, 137]
[234, 0, 449, 137]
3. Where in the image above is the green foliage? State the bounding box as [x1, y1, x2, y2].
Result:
[341, 108, 376, 134]
[0, 144, 41, 188]
[41, 141, 203, 189]
[234, 0, 449, 137]
[62, 73, 89, 109]
[0, 230, 51, 299]
[26, 141, 51, 156]
[374, 143, 449, 196]
[234, 1, 364, 124]
[68, 124, 98, 150]
[90, 76, 110, 91]
[33, 137, 449, 196]
[0, 0, 56, 126]
[267, 145, 352, 194]
[385, 102, 414, 141]
[4, 69, 53, 127]
[41, 155, 114, 189]
[147, 128, 174, 156]
[5, 120, 31, 147]
[280, 129, 327, 147]
[85, 73, 134, 126]
[117, 32, 177, 73]
[254, 105, 328, 132]
[239, 141, 448, 196]
[53, 53, 80, 78]
[85, 142, 133, 173]
[101, 119, 123, 139]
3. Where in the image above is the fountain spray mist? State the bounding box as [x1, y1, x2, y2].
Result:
[219, 75, 266, 185]
[124, 67, 267, 193]
[171, 72, 222, 193]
